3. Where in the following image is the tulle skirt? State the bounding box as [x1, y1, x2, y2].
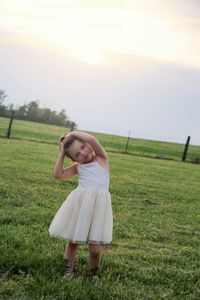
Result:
[49, 188, 113, 244]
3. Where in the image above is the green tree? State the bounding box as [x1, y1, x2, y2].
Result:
[0, 90, 77, 128]
[0, 90, 8, 116]
[15, 104, 28, 120]
[0, 89, 7, 105]
[26, 101, 40, 121]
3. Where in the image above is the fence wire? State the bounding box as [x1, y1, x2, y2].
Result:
[0, 116, 200, 163]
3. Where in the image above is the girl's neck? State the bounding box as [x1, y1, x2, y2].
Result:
[80, 156, 96, 165]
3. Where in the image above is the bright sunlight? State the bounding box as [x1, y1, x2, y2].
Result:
[0, 0, 197, 67]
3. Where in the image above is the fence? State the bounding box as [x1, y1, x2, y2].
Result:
[0, 115, 200, 163]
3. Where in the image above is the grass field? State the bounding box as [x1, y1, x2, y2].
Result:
[1, 116, 200, 161]
[0, 137, 200, 300]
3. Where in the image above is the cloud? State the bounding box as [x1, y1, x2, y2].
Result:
[0, 0, 200, 69]
[0, 1, 200, 143]
[1, 39, 199, 143]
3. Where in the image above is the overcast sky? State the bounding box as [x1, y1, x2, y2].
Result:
[0, 0, 200, 144]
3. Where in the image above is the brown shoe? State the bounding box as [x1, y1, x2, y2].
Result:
[63, 259, 75, 279]
[89, 267, 99, 280]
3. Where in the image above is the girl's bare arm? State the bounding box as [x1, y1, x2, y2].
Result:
[54, 142, 78, 179]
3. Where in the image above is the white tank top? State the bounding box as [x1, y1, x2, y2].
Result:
[77, 161, 109, 190]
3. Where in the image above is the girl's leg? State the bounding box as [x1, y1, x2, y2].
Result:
[88, 243, 102, 271]
[63, 241, 78, 277]
[64, 241, 78, 265]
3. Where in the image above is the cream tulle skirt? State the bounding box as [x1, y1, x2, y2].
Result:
[49, 188, 113, 244]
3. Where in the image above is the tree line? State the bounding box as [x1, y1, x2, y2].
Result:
[0, 89, 77, 129]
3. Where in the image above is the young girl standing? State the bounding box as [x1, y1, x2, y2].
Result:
[49, 131, 113, 278]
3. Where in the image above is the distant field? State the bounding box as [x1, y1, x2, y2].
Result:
[0, 138, 200, 299]
[0, 116, 200, 162]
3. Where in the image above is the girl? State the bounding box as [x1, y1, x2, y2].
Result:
[49, 131, 113, 279]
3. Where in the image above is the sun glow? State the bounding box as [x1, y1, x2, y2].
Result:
[0, 0, 198, 67]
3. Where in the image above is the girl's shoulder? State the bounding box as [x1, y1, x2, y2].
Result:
[95, 156, 109, 172]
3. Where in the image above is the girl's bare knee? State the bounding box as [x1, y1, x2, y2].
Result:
[68, 241, 77, 247]
[89, 245, 101, 258]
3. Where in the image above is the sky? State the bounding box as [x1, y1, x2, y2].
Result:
[0, 0, 200, 145]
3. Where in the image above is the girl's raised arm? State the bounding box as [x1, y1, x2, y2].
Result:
[54, 139, 78, 179]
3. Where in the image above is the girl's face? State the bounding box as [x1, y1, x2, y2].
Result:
[67, 140, 95, 163]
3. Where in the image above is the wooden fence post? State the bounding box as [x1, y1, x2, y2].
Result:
[182, 136, 191, 162]
[6, 110, 15, 138]
[125, 131, 131, 153]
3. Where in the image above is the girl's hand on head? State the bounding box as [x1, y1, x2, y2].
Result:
[64, 132, 72, 139]
[59, 136, 68, 157]
[59, 131, 74, 158]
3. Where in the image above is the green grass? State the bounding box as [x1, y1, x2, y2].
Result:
[1, 116, 200, 161]
[0, 137, 200, 300]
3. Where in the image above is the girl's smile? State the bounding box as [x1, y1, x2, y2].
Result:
[68, 140, 95, 163]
